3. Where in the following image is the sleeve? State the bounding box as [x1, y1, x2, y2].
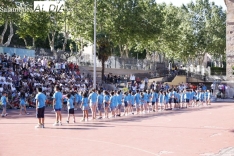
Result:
[35, 94, 38, 100]
[52, 93, 55, 99]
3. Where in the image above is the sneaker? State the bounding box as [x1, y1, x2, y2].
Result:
[5, 113, 8, 116]
[35, 124, 42, 128]
[53, 122, 59, 126]
[41, 124, 45, 128]
[26, 113, 29, 115]
[1, 114, 4, 117]
[98, 117, 102, 119]
[80, 119, 85, 122]
[59, 122, 62, 126]
[66, 121, 69, 124]
[73, 121, 76, 123]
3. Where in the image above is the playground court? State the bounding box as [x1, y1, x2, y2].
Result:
[0, 102, 234, 156]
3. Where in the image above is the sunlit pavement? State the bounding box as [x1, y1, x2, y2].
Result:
[0, 101, 234, 156]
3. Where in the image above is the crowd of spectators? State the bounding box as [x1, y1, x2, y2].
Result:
[0, 53, 94, 108]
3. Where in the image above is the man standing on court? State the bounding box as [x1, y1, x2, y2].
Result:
[35, 87, 46, 128]
[53, 85, 63, 126]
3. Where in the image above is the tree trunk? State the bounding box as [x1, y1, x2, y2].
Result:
[23, 38, 28, 47]
[32, 38, 35, 49]
[124, 44, 129, 58]
[3, 21, 14, 47]
[158, 53, 162, 63]
[101, 58, 105, 82]
[80, 39, 83, 56]
[0, 20, 8, 46]
[119, 44, 124, 57]
[48, 32, 56, 56]
[62, 32, 69, 52]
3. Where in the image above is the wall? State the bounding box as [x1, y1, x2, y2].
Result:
[0, 47, 35, 58]
[226, 0, 234, 80]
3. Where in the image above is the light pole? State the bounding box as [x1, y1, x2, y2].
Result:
[136, 52, 139, 70]
[93, 0, 97, 89]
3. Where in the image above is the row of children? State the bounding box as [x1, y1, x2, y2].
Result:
[1, 92, 30, 117]
[64, 88, 212, 122]
[1, 85, 212, 128]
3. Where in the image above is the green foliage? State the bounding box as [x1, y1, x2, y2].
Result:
[0, 0, 226, 60]
[210, 67, 226, 75]
[17, 12, 50, 46]
[179, 0, 226, 62]
[211, 67, 225, 70]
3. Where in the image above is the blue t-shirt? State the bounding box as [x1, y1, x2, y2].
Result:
[89, 92, 98, 103]
[97, 94, 104, 104]
[186, 92, 190, 99]
[71, 95, 75, 101]
[35, 92, 47, 108]
[202, 85, 207, 91]
[130, 94, 135, 104]
[113, 95, 118, 107]
[147, 93, 152, 102]
[143, 93, 148, 102]
[104, 95, 110, 103]
[77, 94, 82, 102]
[110, 96, 115, 107]
[117, 94, 122, 105]
[20, 97, 26, 105]
[124, 95, 129, 102]
[159, 94, 164, 103]
[1, 96, 7, 106]
[82, 97, 88, 107]
[206, 92, 211, 98]
[67, 98, 74, 109]
[74, 94, 78, 102]
[165, 94, 169, 102]
[53, 91, 63, 109]
[175, 92, 180, 101]
[135, 93, 140, 104]
[200, 92, 205, 100]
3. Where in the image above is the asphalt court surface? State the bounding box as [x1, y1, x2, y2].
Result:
[0, 102, 234, 156]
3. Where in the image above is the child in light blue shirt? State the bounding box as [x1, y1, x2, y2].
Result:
[66, 94, 75, 123]
[1, 92, 8, 117]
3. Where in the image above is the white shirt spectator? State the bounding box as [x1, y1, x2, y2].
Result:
[41, 59, 45, 66]
[130, 75, 135, 81]
[140, 83, 145, 90]
[211, 84, 215, 90]
[12, 87, 16, 92]
[62, 63, 65, 69]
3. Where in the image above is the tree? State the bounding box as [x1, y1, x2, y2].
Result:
[180, 0, 226, 65]
[96, 32, 112, 81]
[0, 0, 19, 46]
[17, 11, 49, 48]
